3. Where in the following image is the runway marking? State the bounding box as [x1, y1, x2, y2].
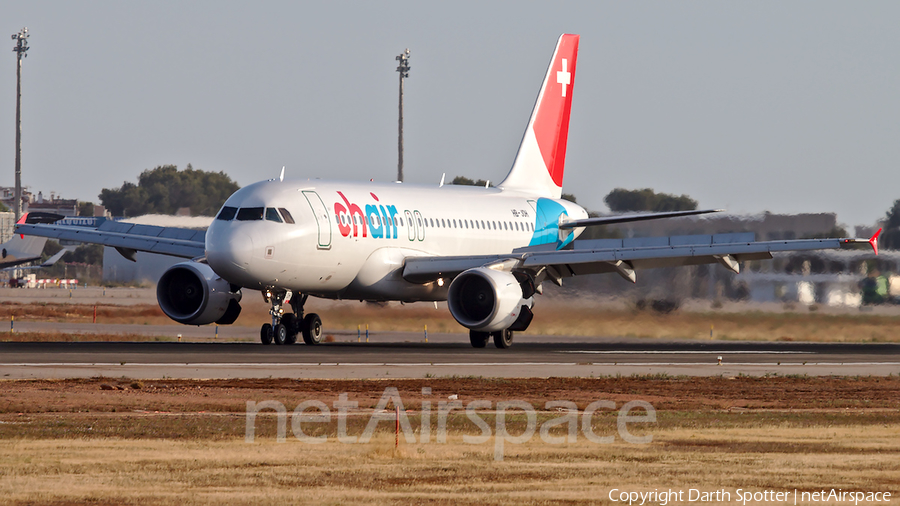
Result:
[560, 350, 815, 355]
[6, 362, 899, 367]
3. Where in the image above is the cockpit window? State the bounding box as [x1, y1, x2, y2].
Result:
[216, 206, 237, 221]
[265, 207, 283, 223]
[236, 207, 264, 221]
[278, 208, 295, 224]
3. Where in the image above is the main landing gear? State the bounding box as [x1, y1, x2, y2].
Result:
[260, 289, 323, 346]
[469, 329, 514, 349]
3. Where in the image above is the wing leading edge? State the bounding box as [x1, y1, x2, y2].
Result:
[15, 220, 206, 260]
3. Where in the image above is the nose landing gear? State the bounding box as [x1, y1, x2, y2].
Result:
[260, 289, 323, 346]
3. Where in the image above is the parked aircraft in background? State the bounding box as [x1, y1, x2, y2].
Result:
[17, 34, 878, 348]
[0, 213, 64, 271]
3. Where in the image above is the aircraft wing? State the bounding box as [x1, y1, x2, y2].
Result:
[15, 220, 206, 260]
[402, 232, 869, 284]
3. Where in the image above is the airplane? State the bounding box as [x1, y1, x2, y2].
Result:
[16, 34, 880, 348]
[0, 212, 64, 271]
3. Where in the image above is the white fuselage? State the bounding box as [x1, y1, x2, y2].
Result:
[205, 178, 587, 301]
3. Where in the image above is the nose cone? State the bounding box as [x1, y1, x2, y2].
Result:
[206, 220, 254, 283]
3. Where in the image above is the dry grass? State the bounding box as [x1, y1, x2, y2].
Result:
[1, 299, 900, 342]
[1, 425, 898, 505]
[1, 378, 898, 504]
[0, 332, 174, 343]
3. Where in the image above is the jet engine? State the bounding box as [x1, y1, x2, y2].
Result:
[157, 262, 242, 325]
[447, 267, 534, 332]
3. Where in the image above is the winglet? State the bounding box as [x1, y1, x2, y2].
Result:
[869, 228, 882, 255]
[842, 227, 882, 255]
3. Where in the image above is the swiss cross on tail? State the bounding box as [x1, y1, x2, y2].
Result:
[499, 34, 579, 200]
[557, 58, 571, 97]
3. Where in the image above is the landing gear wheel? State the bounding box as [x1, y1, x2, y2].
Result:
[302, 313, 323, 345]
[492, 329, 514, 349]
[273, 323, 288, 345]
[469, 331, 490, 348]
[281, 313, 298, 345]
[260, 323, 273, 345]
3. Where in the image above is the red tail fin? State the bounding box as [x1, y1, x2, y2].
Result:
[499, 34, 579, 198]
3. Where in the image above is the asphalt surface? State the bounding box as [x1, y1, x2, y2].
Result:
[2, 337, 898, 379]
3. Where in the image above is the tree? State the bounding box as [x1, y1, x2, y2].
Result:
[603, 188, 698, 213]
[801, 226, 849, 240]
[63, 244, 104, 265]
[99, 164, 240, 217]
[452, 176, 492, 187]
[881, 199, 900, 250]
[78, 202, 95, 217]
[561, 193, 577, 203]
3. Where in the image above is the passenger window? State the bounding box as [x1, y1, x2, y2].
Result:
[278, 208, 295, 224]
[265, 208, 283, 223]
[236, 207, 264, 221]
[216, 206, 237, 221]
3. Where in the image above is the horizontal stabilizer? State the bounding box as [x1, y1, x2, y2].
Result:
[559, 209, 723, 229]
[39, 248, 70, 267]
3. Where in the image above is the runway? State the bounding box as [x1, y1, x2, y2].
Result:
[2, 338, 898, 379]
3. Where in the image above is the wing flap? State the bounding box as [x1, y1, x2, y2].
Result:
[403, 254, 522, 283]
[524, 238, 842, 274]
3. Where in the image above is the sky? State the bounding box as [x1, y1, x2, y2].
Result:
[2, 1, 898, 228]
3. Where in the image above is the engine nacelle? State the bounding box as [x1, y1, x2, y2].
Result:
[157, 262, 242, 325]
[447, 267, 533, 332]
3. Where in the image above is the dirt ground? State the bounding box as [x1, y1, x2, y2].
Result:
[1, 376, 898, 435]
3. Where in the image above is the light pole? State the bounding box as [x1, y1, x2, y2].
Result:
[395, 48, 410, 182]
[12, 27, 29, 221]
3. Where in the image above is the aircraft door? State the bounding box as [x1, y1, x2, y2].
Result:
[302, 191, 332, 249]
[405, 211, 415, 241]
[413, 211, 425, 241]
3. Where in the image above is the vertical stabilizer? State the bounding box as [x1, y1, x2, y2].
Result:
[499, 34, 579, 199]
